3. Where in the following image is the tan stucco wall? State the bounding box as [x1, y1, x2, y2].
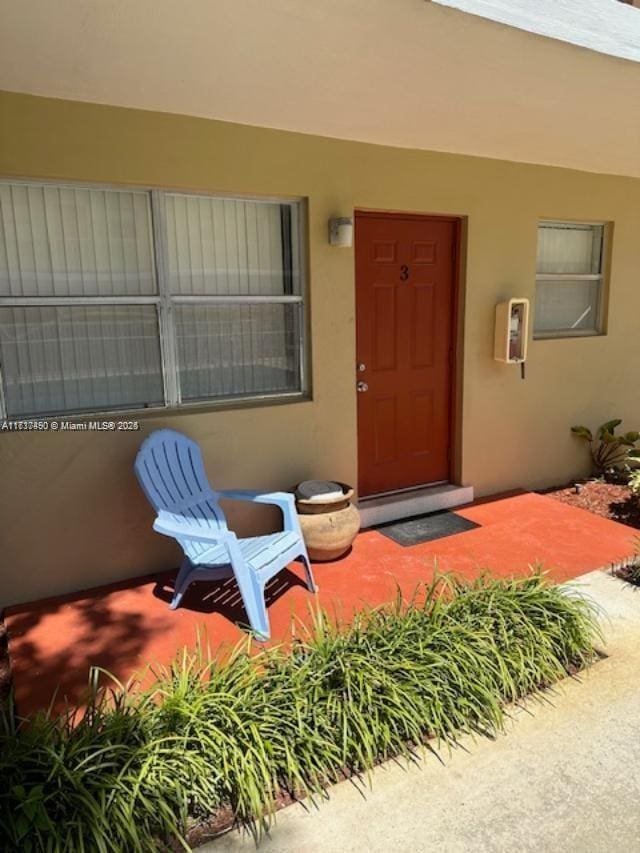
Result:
[1, 91, 639, 607]
[2, 1, 640, 177]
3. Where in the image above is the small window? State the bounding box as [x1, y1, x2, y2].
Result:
[0, 181, 306, 418]
[534, 221, 607, 339]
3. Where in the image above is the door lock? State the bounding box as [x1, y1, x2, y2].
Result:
[357, 363, 366, 372]
[357, 381, 369, 393]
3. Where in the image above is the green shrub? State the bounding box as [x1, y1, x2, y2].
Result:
[629, 469, 640, 496]
[0, 573, 600, 851]
[571, 418, 640, 477]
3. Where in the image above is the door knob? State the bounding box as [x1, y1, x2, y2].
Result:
[357, 381, 369, 392]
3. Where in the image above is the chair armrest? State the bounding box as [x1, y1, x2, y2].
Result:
[218, 489, 293, 508]
[217, 490, 300, 534]
[153, 514, 236, 546]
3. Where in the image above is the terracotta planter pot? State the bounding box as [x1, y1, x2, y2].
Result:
[295, 483, 360, 562]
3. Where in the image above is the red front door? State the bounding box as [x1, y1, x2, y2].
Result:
[355, 212, 457, 497]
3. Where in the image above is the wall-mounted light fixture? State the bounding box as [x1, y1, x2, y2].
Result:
[329, 217, 354, 248]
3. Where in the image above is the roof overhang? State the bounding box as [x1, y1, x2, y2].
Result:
[1, 0, 639, 177]
[433, 0, 640, 63]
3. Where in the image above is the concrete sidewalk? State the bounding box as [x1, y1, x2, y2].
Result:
[204, 570, 640, 853]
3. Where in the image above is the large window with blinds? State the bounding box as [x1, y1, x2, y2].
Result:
[0, 182, 306, 418]
[534, 220, 608, 339]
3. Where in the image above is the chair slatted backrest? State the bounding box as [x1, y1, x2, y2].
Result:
[135, 430, 228, 560]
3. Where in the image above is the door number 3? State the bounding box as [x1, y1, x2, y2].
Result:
[400, 265, 409, 281]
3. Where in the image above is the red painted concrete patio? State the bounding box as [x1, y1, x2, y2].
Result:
[5, 491, 636, 716]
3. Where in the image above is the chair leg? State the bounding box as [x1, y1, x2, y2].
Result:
[169, 558, 194, 610]
[240, 584, 271, 640]
[298, 552, 318, 593]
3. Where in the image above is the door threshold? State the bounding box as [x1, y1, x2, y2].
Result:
[357, 483, 474, 529]
[359, 481, 449, 502]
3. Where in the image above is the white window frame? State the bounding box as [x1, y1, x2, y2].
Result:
[0, 179, 308, 419]
[534, 219, 608, 340]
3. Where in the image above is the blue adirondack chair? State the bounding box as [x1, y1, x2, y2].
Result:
[134, 429, 317, 639]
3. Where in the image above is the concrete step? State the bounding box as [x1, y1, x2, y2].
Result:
[358, 483, 474, 528]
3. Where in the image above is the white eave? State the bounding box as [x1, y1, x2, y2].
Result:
[432, 0, 640, 63]
[0, 0, 639, 178]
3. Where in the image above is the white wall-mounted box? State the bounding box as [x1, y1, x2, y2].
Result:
[494, 298, 530, 363]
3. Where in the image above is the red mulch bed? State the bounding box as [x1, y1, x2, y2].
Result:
[540, 480, 640, 531]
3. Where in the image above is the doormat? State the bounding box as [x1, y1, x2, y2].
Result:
[376, 510, 480, 546]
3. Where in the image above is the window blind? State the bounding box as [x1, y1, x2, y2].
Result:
[0, 184, 155, 297]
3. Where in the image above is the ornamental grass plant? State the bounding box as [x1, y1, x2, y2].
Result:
[0, 573, 600, 852]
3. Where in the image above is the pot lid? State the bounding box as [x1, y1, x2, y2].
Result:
[296, 480, 344, 501]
